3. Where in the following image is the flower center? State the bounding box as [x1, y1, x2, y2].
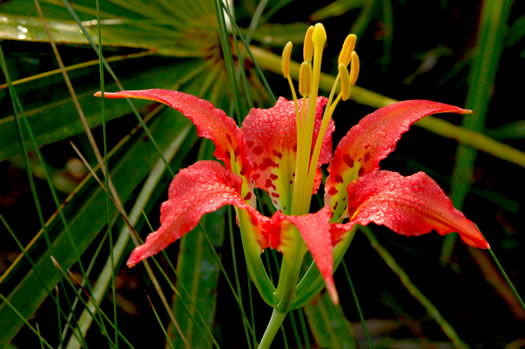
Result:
[281, 23, 361, 215]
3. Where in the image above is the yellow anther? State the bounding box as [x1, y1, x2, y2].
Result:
[299, 61, 312, 97]
[349, 51, 360, 85]
[303, 26, 314, 62]
[338, 63, 351, 100]
[282, 41, 293, 79]
[338, 34, 357, 66]
[312, 23, 327, 50]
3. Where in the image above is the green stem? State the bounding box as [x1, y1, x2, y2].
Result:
[274, 253, 303, 313]
[258, 309, 287, 349]
[274, 226, 306, 313]
[260, 229, 305, 347]
[237, 209, 277, 306]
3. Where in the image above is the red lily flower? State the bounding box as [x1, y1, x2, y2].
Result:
[94, 24, 489, 308]
[96, 89, 488, 302]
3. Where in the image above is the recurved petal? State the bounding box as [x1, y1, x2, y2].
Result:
[242, 96, 331, 212]
[345, 170, 489, 249]
[127, 161, 261, 267]
[325, 100, 471, 222]
[95, 89, 249, 176]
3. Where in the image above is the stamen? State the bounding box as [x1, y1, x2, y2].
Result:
[338, 63, 352, 101]
[282, 41, 293, 79]
[338, 34, 357, 67]
[303, 26, 314, 62]
[299, 61, 312, 97]
[292, 23, 326, 214]
[291, 24, 358, 216]
[349, 51, 360, 85]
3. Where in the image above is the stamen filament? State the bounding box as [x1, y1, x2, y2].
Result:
[323, 74, 341, 122]
[300, 96, 307, 128]
[299, 65, 342, 209]
[304, 90, 343, 204]
[288, 76, 299, 123]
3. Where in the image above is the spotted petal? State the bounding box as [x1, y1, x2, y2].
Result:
[127, 161, 262, 267]
[96, 89, 250, 177]
[325, 100, 471, 221]
[332, 171, 489, 249]
[243, 96, 332, 212]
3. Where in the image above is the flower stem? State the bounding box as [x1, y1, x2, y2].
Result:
[261, 230, 306, 347]
[274, 255, 302, 312]
[258, 309, 287, 349]
[237, 209, 277, 306]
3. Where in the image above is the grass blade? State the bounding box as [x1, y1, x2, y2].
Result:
[65, 113, 193, 349]
[0, 107, 192, 346]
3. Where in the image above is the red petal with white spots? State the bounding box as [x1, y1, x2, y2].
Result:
[285, 206, 338, 304]
[342, 170, 489, 249]
[242, 96, 331, 211]
[127, 161, 263, 267]
[325, 100, 471, 221]
[96, 89, 249, 175]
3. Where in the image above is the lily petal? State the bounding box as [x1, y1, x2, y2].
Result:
[285, 206, 338, 304]
[127, 161, 262, 267]
[243, 96, 331, 212]
[95, 89, 250, 176]
[325, 100, 471, 221]
[336, 170, 489, 249]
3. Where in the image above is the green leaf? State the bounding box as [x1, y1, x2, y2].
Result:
[0, 59, 208, 161]
[0, 14, 206, 56]
[250, 22, 310, 46]
[63, 107, 198, 349]
[0, 109, 192, 346]
[310, 0, 365, 21]
[304, 293, 356, 349]
[485, 121, 525, 140]
[362, 226, 468, 349]
[443, 0, 514, 261]
[169, 211, 225, 349]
